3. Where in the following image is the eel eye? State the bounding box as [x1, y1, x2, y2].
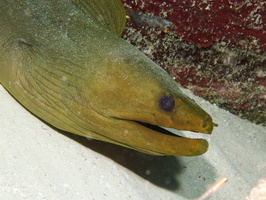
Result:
[159, 96, 175, 112]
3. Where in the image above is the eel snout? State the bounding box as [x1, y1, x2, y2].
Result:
[170, 96, 215, 135]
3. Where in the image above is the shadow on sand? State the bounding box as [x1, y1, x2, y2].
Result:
[61, 131, 217, 199]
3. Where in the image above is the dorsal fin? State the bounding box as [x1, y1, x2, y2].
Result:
[72, 0, 126, 36]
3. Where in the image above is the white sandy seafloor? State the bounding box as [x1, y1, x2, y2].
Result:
[0, 84, 265, 200]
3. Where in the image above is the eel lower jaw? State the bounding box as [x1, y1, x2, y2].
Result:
[109, 118, 211, 156]
[136, 121, 211, 156]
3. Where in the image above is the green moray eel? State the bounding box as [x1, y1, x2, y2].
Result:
[0, 0, 216, 156]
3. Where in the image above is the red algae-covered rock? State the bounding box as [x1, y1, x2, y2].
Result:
[123, 0, 266, 51]
[122, 0, 266, 125]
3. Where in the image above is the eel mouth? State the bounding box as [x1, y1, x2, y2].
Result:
[112, 119, 212, 156]
[135, 121, 213, 140]
[136, 121, 184, 138]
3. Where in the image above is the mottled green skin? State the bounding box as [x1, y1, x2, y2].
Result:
[0, 0, 214, 156]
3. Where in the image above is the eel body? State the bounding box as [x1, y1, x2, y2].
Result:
[0, 0, 215, 156]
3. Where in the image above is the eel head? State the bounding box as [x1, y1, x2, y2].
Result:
[81, 45, 216, 156]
